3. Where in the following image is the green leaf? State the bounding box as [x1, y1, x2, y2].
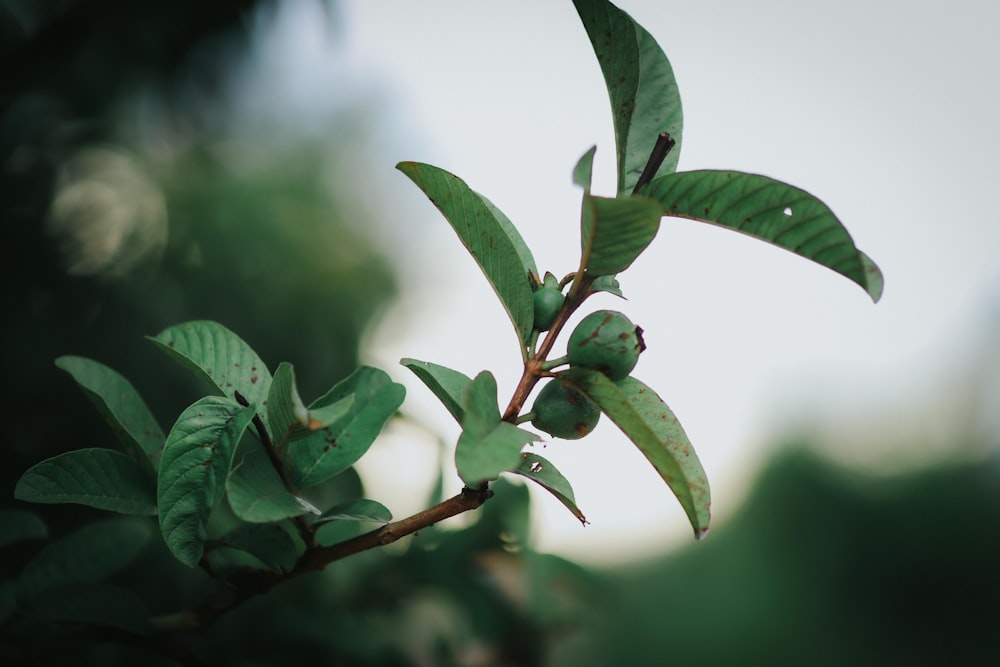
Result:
[55, 356, 164, 467]
[573, 145, 598, 191]
[17, 517, 152, 599]
[400, 358, 473, 423]
[285, 366, 405, 489]
[149, 320, 273, 426]
[642, 170, 883, 301]
[0, 510, 47, 549]
[397, 162, 537, 348]
[574, 0, 683, 193]
[157, 396, 256, 567]
[559, 368, 711, 538]
[455, 372, 538, 486]
[580, 193, 663, 276]
[15, 449, 157, 515]
[314, 498, 393, 525]
[266, 362, 355, 452]
[216, 522, 301, 574]
[25, 584, 152, 636]
[511, 453, 587, 525]
[227, 439, 320, 522]
[591, 275, 624, 297]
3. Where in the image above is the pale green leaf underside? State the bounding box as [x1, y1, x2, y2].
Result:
[55, 356, 164, 467]
[455, 372, 538, 486]
[642, 170, 883, 301]
[314, 498, 393, 524]
[227, 439, 320, 522]
[397, 162, 536, 347]
[150, 320, 274, 426]
[581, 194, 663, 276]
[574, 0, 683, 193]
[157, 397, 256, 567]
[15, 449, 157, 515]
[511, 452, 587, 525]
[285, 366, 404, 489]
[400, 357, 473, 424]
[559, 368, 710, 537]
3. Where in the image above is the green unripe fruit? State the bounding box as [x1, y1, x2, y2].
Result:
[530, 378, 601, 440]
[533, 272, 565, 332]
[567, 309, 645, 381]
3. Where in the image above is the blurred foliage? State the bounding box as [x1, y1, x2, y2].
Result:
[565, 446, 1000, 667]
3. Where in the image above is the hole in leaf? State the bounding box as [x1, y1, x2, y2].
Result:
[783, 207, 793, 216]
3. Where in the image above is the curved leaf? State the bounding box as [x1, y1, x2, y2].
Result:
[17, 517, 152, 599]
[642, 170, 883, 301]
[227, 439, 320, 522]
[55, 356, 164, 467]
[285, 366, 405, 489]
[397, 162, 537, 347]
[314, 498, 392, 525]
[455, 372, 538, 486]
[157, 396, 256, 566]
[400, 358, 473, 423]
[581, 193, 663, 276]
[511, 452, 587, 525]
[16, 449, 157, 515]
[574, 0, 683, 193]
[216, 522, 302, 574]
[559, 368, 710, 538]
[266, 362, 355, 452]
[149, 320, 273, 426]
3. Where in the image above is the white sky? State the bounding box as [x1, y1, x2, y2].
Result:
[252, 0, 1000, 563]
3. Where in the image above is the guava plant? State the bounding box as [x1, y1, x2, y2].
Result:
[9, 0, 881, 639]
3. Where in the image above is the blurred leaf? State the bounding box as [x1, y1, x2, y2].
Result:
[455, 372, 538, 486]
[0, 580, 14, 625]
[17, 517, 152, 600]
[573, 146, 598, 191]
[397, 162, 536, 348]
[313, 498, 392, 525]
[559, 368, 710, 537]
[157, 396, 256, 567]
[641, 170, 883, 301]
[267, 362, 354, 450]
[55, 356, 164, 467]
[400, 358, 473, 423]
[216, 522, 301, 574]
[0, 510, 47, 549]
[574, 0, 683, 193]
[580, 194, 663, 276]
[16, 449, 157, 515]
[511, 453, 587, 525]
[227, 439, 320, 522]
[149, 320, 274, 426]
[285, 366, 404, 489]
[26, 583, 152, 636]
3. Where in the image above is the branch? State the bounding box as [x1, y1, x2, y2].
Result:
[631, 132, 676, 194]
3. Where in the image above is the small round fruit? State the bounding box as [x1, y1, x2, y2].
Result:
[533, 272, 565, 331]
[530, 378, 601, 440]
[567, 309, 645, 381]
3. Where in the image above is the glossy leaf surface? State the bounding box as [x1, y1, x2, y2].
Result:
[455, 372, 538, 486]
[157, 397, 256, 566]
[574, 0, 683, 193]
[398, 162, 537, 347]
[560, 368, 710, 537]
[314, 498, 393, 524]
[55, 356, 164, 466]
[642, 170, 883, 301]
[16, 449, 157, 515]
[580, 193, 663, 276]
[400, 358, 473, 423]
